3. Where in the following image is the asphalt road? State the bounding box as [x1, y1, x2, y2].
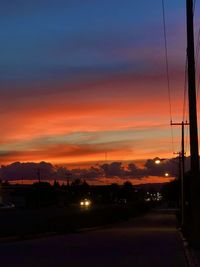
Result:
[0, 210, 188, 267]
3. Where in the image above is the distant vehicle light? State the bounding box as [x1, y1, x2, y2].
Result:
[80, 199, 91, 207]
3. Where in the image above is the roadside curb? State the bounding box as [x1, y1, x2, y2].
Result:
[0, 224, 112, 244]
[76, 223, 114, 233]
[0, 236, 19, 244]
[0, 232, 57, 244]
[0, 216, 135, 244]
[179, 230, 200, 267]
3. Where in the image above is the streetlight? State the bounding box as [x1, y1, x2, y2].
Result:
[154, 155, 184, 227]
[153, 157, 167, 165]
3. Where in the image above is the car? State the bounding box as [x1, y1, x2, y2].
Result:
[80, 199, 91, 207]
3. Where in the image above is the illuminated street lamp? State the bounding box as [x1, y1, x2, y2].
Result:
[154, 155, 185, 228]
[155, 159, 161, 165]
[153, 157, 167, 165]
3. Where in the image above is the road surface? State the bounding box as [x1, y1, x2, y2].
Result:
[0, 210, 188, 267]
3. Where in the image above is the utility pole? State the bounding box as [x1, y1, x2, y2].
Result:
[187, 0, 199, 174]
[171, 121, 189, 175]
[0, 180, 2, 204]
[173, 151, 183, 224]
[37, 168, 41, 183]
[171, 121, 189, 227]
[186, 0, 200, 246]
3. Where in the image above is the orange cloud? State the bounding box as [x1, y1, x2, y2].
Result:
[0, 70, 189, 165]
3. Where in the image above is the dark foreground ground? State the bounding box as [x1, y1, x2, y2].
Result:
[0, 209, 188, 267]
[0, 202, 147, 238]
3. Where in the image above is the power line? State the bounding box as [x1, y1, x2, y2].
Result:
[185, 121, 190, 156]
[194, 0, 197, 13]
[182, 57, 190, 155]
[183, 57, 188, 121]
[162, 0, 172, 121]
[161, 0, 175, 153]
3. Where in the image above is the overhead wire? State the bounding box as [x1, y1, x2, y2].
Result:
[194, 0, 197, 13]
[161, 0, 175, 154]
[182, 57, 190, 156]
[183, 58, 188, 122]
[182, 48, 191, 156]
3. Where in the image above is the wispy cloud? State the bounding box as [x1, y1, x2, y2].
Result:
[0, 1, 193, 166]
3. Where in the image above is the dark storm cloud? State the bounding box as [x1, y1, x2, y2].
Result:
[99, 158, 183, 180]
[0, 162, 103, 182]
[100, 162, 126, 178]
[1, 161, 55, 181]
[127, 163, 145, 179]
[0, 157, 184, 182]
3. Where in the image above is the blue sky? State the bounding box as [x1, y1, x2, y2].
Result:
[0, 0, 199, 169]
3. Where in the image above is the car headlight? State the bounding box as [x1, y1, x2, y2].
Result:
[85, 201, 90, 206]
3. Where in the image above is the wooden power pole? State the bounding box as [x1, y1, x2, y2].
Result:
[186, 0, 200, 246]
[171, 121, 189, 226]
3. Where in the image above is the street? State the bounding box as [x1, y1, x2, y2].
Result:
[0, 210, 188, 267]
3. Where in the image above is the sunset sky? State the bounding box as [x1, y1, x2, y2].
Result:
[1, 1, 200, 170]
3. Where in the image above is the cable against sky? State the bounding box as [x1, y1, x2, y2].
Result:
[161, 0, 175, 154]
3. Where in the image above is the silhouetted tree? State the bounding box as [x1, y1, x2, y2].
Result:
[162, 179, 179, 203]
[121, 181, 134, 200]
